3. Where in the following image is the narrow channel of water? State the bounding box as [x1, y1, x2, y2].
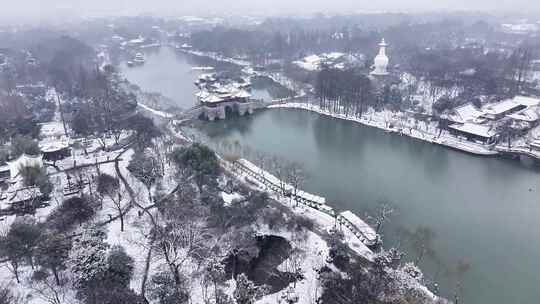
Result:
[122, 48, 540, 304]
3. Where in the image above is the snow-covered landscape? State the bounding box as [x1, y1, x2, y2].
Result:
[2, 4, 540, 304]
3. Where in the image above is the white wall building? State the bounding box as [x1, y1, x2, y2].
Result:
[7, 154, 43, 181]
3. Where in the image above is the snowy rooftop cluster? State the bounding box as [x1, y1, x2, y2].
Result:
[196, 87, 252, 104]
[38, 121, 70, 153]
[293, 52, 363, 71]
[195, 73, 252, 104]
[447, 96, 540, 139]
[39, 121, 66, 138]
[449, 122, 496, 139]
[501, 23, 540, 34]
[39, 137, 70, 153]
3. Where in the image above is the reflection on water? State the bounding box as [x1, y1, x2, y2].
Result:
[121, 47, 241, 109]
[191, 108, 540, 304]
[121, 47, 286, 108]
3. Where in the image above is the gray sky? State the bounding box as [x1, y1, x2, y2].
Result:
[1, 0, 538, 23]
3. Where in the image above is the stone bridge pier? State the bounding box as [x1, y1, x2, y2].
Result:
[202, 101, 259, 121]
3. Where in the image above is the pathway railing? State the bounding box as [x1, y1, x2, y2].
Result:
[230, 158, 378, 246]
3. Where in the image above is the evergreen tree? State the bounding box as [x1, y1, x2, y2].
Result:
[233, 274, 267, 304]
[69, 225, 110, 288]
[106, 246, 134, 288]
[36, 233, 72, 285]
[0, 216, 42, 282]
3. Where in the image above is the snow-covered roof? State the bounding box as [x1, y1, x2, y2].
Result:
[450, 103, 483, 123]
[530, 139, 540, 149]
[340, 210, 378, 243]
[304, 54, 321, 63]
[325, 52, 345, 60]
[501, 23, 539, 33]
[39, 121, 66, 138]
[449, 123, 496, 138]
[7, 187, 42, 203]
[199, 73, 216, 82]
[507, 107, 540, 122]
[128, 37, 145, 44]
[195, 91, 211, 99]
[513, 95, 540, 107]
[203, 94, 224, 104]
[39, 138, 70, 153]
[293, 52, 350, 71]
[482, 99, 522, 116]
[233, 90, 251, 99]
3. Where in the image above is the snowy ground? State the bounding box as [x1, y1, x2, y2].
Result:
[222, 160, 374, 262]
[138, 103, 175, 119]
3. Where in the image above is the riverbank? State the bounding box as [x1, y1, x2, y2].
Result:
[225, 158, 444, 304]
[123, 46, 540, 304]
[140, 100, 444, 303]
[180, 47, 540, 161]
[269, 102, 504, 156]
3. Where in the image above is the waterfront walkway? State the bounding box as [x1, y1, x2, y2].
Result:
[495, 145, 540, 158]
[231, 158, 379, 247]
[270, 102, 503, 157]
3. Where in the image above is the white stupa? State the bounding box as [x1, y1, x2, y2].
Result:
[371, 38, 389, 76]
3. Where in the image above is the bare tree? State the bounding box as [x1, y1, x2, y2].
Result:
[270, 156, 289, 195]
[367, 202, 394, 234]
[154, 220, 211, 289]
[29, 270, 72, 304]
[282, 247, 305, 288]
[286, 162, 305, 207]
[97, 173, 129, 231]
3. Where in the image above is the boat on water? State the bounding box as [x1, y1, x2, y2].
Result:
[128, 53, 146, 67]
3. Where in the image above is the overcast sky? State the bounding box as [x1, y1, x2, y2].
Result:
[1, 0, 538, 23]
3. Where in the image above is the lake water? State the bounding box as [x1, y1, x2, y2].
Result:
[122, 47, 540, 304]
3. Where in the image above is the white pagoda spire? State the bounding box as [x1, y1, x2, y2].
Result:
[371, 38, 389, 76]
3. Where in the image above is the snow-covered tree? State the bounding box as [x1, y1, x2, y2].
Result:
[401, 262, 424, 282]
[97, 173, 129, 231]
[128, 149, 163, 204]
[30, 269, 73, 304]
[36, 232, 72, 285]
[106, 245, 135, 288]
[204, 258, 228, 304]
[148, 271, 189, 304]
[170, 143, 220, 191]
[233, 274, 267, 304]
[69, 224, 109, 287]
[0, 216, 42, 283]
[0, 283, 22, 304]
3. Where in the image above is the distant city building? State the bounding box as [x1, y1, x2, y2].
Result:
[371, 39, 389, 76]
